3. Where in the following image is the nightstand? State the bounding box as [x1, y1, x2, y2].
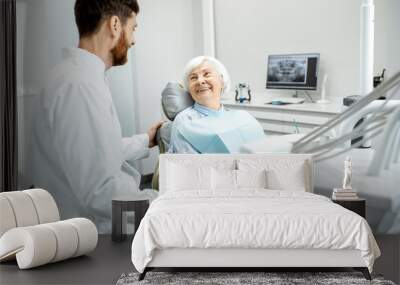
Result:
[112, 197, 149, 242]
[332, 198, 366, 218]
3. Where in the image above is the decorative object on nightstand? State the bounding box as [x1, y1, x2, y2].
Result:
[332, 157, 359, 200]
[332, 198, 366, 218]
[332, 188, 359, 200]
[112, 197, 149, 242]
[342, 156, 353, 190]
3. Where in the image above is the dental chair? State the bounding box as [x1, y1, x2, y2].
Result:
[151, 83, 194, 189]
[0, 189, 98, 269]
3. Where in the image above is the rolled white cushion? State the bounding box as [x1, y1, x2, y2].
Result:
[0, 191, 39, 227]
[42, 221, 79, 262]
[0, 189, 60, 238]
[0, 218, 98, 269]
[23, 189, 59, 223]
[64, 218, 98, 257]
[0, 226, 57, 269]
[0, 196, 17, 237]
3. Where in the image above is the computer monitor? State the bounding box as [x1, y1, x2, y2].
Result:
[266, 53, 319, 90]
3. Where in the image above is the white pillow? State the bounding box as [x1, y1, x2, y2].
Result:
[236, 169, 268, 189]
[167, 162, 212, 192]
[266, 163, 307, 191]
[237, 158, 311, 192]
[212, 168, 236, 190]
[211, 168, 268, 191]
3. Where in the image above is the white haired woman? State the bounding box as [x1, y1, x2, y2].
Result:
[168, 56, 265, 153]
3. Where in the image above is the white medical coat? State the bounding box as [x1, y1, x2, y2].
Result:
[31, 48, 156, 233]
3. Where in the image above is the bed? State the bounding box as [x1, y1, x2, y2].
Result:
[131, 154, 380, 280]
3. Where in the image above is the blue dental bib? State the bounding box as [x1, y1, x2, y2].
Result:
[178, 109, 265, 153]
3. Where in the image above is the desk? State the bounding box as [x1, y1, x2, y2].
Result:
[222, 96, 344, 135]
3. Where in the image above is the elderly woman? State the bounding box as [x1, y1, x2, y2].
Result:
[168, 56, 265, 154]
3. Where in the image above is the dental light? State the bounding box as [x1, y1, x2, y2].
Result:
[241, 71, 400, 176]
[292, 71, 400, 167]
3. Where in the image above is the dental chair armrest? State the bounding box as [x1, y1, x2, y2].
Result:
[156, 121, 172, 154]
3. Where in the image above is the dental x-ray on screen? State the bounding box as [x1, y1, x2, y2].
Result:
[266, 53, 319, 90]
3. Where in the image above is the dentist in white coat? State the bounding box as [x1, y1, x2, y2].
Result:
[31, 0, 160, 233]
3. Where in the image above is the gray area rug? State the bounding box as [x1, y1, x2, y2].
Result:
[116, 272, 396, 285]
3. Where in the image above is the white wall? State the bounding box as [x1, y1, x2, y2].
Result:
[131, 0, 204, 174]
[214, 0, 400, 100]
[374, 0, 400, 79]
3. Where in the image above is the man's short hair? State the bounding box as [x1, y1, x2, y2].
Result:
[74, 0, 139, 38]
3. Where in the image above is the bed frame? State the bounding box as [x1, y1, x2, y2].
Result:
[138, 248, 371, 280]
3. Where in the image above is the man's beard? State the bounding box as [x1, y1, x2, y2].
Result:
[111, 31, 129, 66]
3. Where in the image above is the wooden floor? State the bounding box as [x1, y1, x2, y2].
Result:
[0, 235, 398, 285]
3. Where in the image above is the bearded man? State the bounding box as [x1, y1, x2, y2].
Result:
[31, 0, 161, 233]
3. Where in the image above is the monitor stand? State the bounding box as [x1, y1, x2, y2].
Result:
[292, 90, 315, 103]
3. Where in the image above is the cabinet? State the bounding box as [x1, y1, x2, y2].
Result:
[222, 96, 343, 135]
[332, 198, 366, 218]
[112, 197, 149, 242]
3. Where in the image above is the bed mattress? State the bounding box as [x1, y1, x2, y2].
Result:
[131, 190, 380, 273]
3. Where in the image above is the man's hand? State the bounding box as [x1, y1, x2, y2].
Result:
[147, 121, 164, 148]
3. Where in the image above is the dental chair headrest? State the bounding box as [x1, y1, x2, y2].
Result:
[161, 82, 194, 121]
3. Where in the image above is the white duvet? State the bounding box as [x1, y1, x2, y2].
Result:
[131, 190, 380, 273]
